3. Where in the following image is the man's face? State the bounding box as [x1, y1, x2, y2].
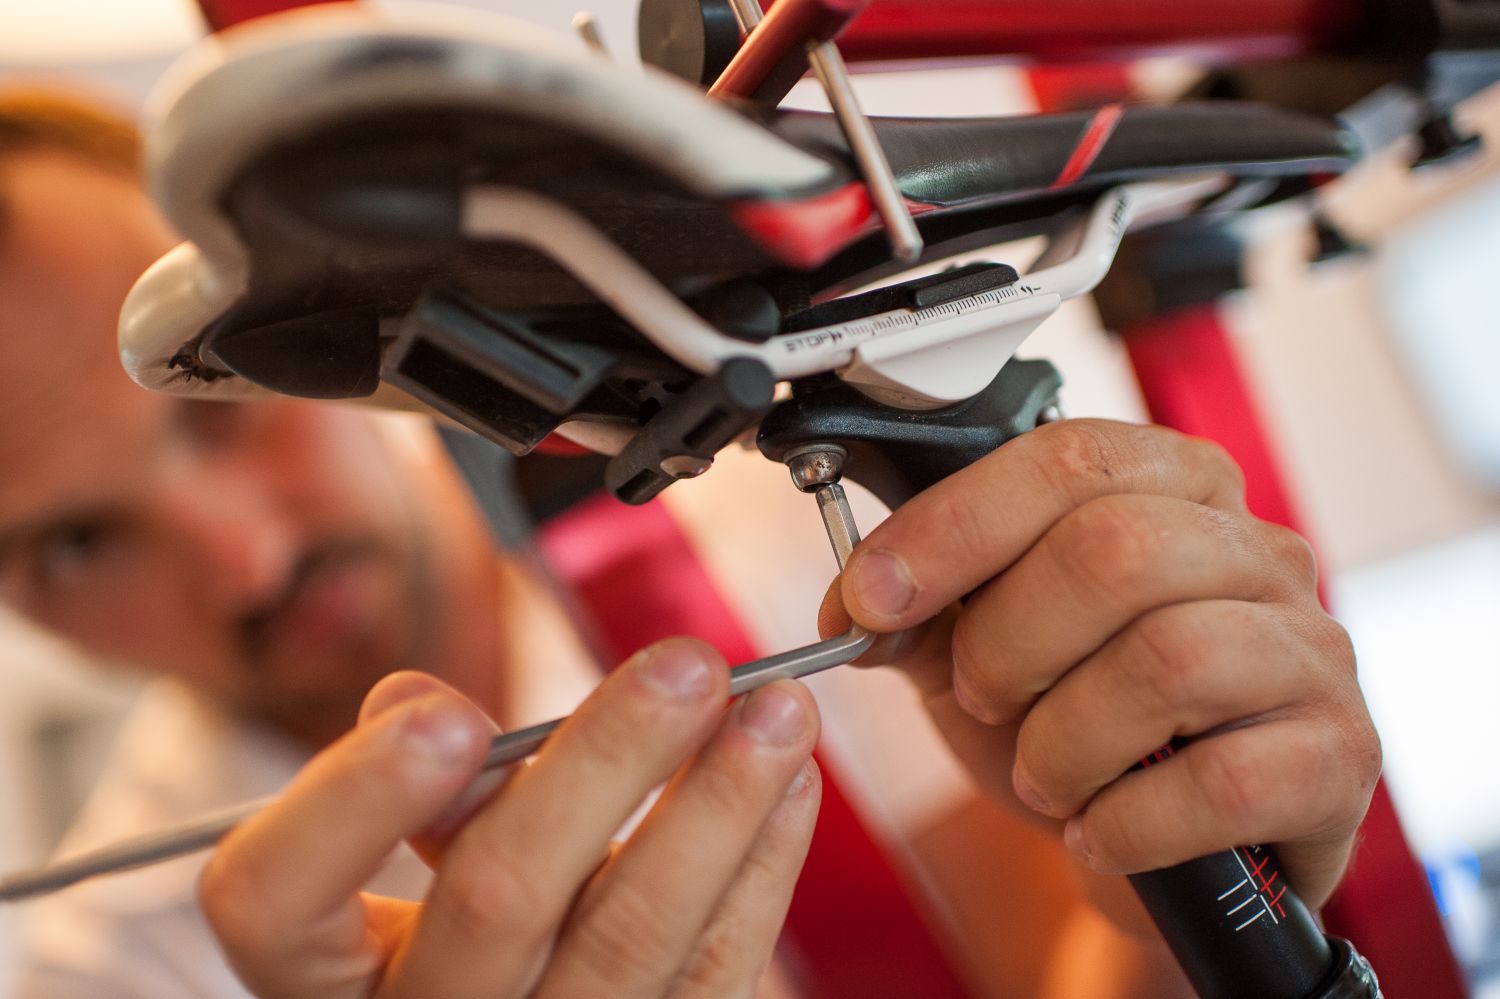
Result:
[0, 152, 441, 736]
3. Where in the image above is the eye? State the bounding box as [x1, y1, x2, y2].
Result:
[31, 519, 123, 588]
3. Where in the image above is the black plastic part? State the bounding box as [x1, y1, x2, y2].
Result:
[783, 262, 1021, 334]
[756, 359, 1062, 510]
[1316, 937, 1383, 998]
[606, 357, 777, 505]
[690, 280, 785, 342]
[268, 160, 465, 243]
[1309, 215, 1372, 264]
[383, 288, 617, 455]
[637, 0, 742, 87]
[204, 308, 382, 399]
[1412, 110, 1485, 168]
[1130, 848, 1334, 999]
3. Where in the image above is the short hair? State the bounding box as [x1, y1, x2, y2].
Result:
[0, 87, 141, 243]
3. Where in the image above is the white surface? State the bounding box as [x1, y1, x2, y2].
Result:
[1332, 522, 1500, 854]
[0, 0, 199, 64]
[1382, 174, 1500, 487]
[0, 612, 139, 996]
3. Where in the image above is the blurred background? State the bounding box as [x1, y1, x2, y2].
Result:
[2, 0, 1499, 994]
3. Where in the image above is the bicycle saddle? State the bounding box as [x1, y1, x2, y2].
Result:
[120, 4, 1360, 503]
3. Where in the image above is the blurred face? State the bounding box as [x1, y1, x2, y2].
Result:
[0, 152, 444, 739]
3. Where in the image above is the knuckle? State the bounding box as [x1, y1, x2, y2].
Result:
[950, 612, 1019, 722]
[1329, 708, 1383, 825]
[1192, 745, 1273, 828]
[675, 912, 750, 997]
[1262, 523, 1320, 590]
[1056, 497, 1159, 597]
[1085, 798, 1152, 870]
[694, 754, 766, 817]
[1312, 614, 1358, 677]
[924, 485, 1001, 575]
[570, 879, 677, 986]
[1128, 609, 1215, 711]
[436, 843, 543, 936]
[1027, 420, 1129, 503]
[1013, 718, 1065, 808]
[949, 615, 993, 690]
[1187, 436, 1247, 503]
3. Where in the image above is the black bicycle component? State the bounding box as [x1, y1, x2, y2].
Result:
[1133, 849, 1335, 998]
[1412, 109, 1484, 168]
[1130, 845, 1378, 997]
[782, 261, 1022, 333]
[1309, 215, 1372, 265]
[203, 307, 382, 399]
[383, 287, 618, 454]
[1318, 937, 1383, 998]
[756, 358, 1061, 510]
[690, 279, 785, 342]
[606, 356, 777, 505]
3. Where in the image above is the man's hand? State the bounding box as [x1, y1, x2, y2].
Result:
[822, 419, 1380, 917]
[199, 638, 821, 999]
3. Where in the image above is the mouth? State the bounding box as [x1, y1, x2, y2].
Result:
[240, 545, 402, 671]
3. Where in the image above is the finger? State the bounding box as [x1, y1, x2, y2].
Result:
[840, 420, 1248, 631]
[387, 638, 731, 999]
[359, 671, 456, 723]
[1011, 600, 1344, 819]
[200, 691, 493, 998]
[1062, 716, 1381, 909]
[668, 760, 823, 999]
[535, 681, 819, 998]
[358, 672, 511, 863]
[815, 578, 951, 689]
[950, 497, 1313, 723]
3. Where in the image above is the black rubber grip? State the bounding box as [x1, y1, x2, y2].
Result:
[1131, 847, 1332, 998]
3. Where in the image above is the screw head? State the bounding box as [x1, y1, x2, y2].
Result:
[784, 444, 847, 492]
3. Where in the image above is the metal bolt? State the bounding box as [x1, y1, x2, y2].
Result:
[660, 455, 712, 478]
[784, 443, 847, 492]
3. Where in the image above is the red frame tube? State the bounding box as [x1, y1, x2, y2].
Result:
[830, 0, 1365, 64]
[194, 0, 341, 32]
[201, 0, 1366, 66]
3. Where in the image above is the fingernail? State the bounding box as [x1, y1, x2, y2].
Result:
[785, 760, 816, 797]
[1013, 770, 1049, 815]
[952, 669, 999, 725]
[739, 684, 806, 746]
[402, 696, 479, 764]
[1064, 817, 1092, 865]
[638, 643, 714, 700]
[851, 549, 916, 620]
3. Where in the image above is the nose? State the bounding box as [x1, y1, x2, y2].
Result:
[154, 468, 299, 614]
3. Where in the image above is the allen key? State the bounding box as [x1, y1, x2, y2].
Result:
[0, 469, 873, 904]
